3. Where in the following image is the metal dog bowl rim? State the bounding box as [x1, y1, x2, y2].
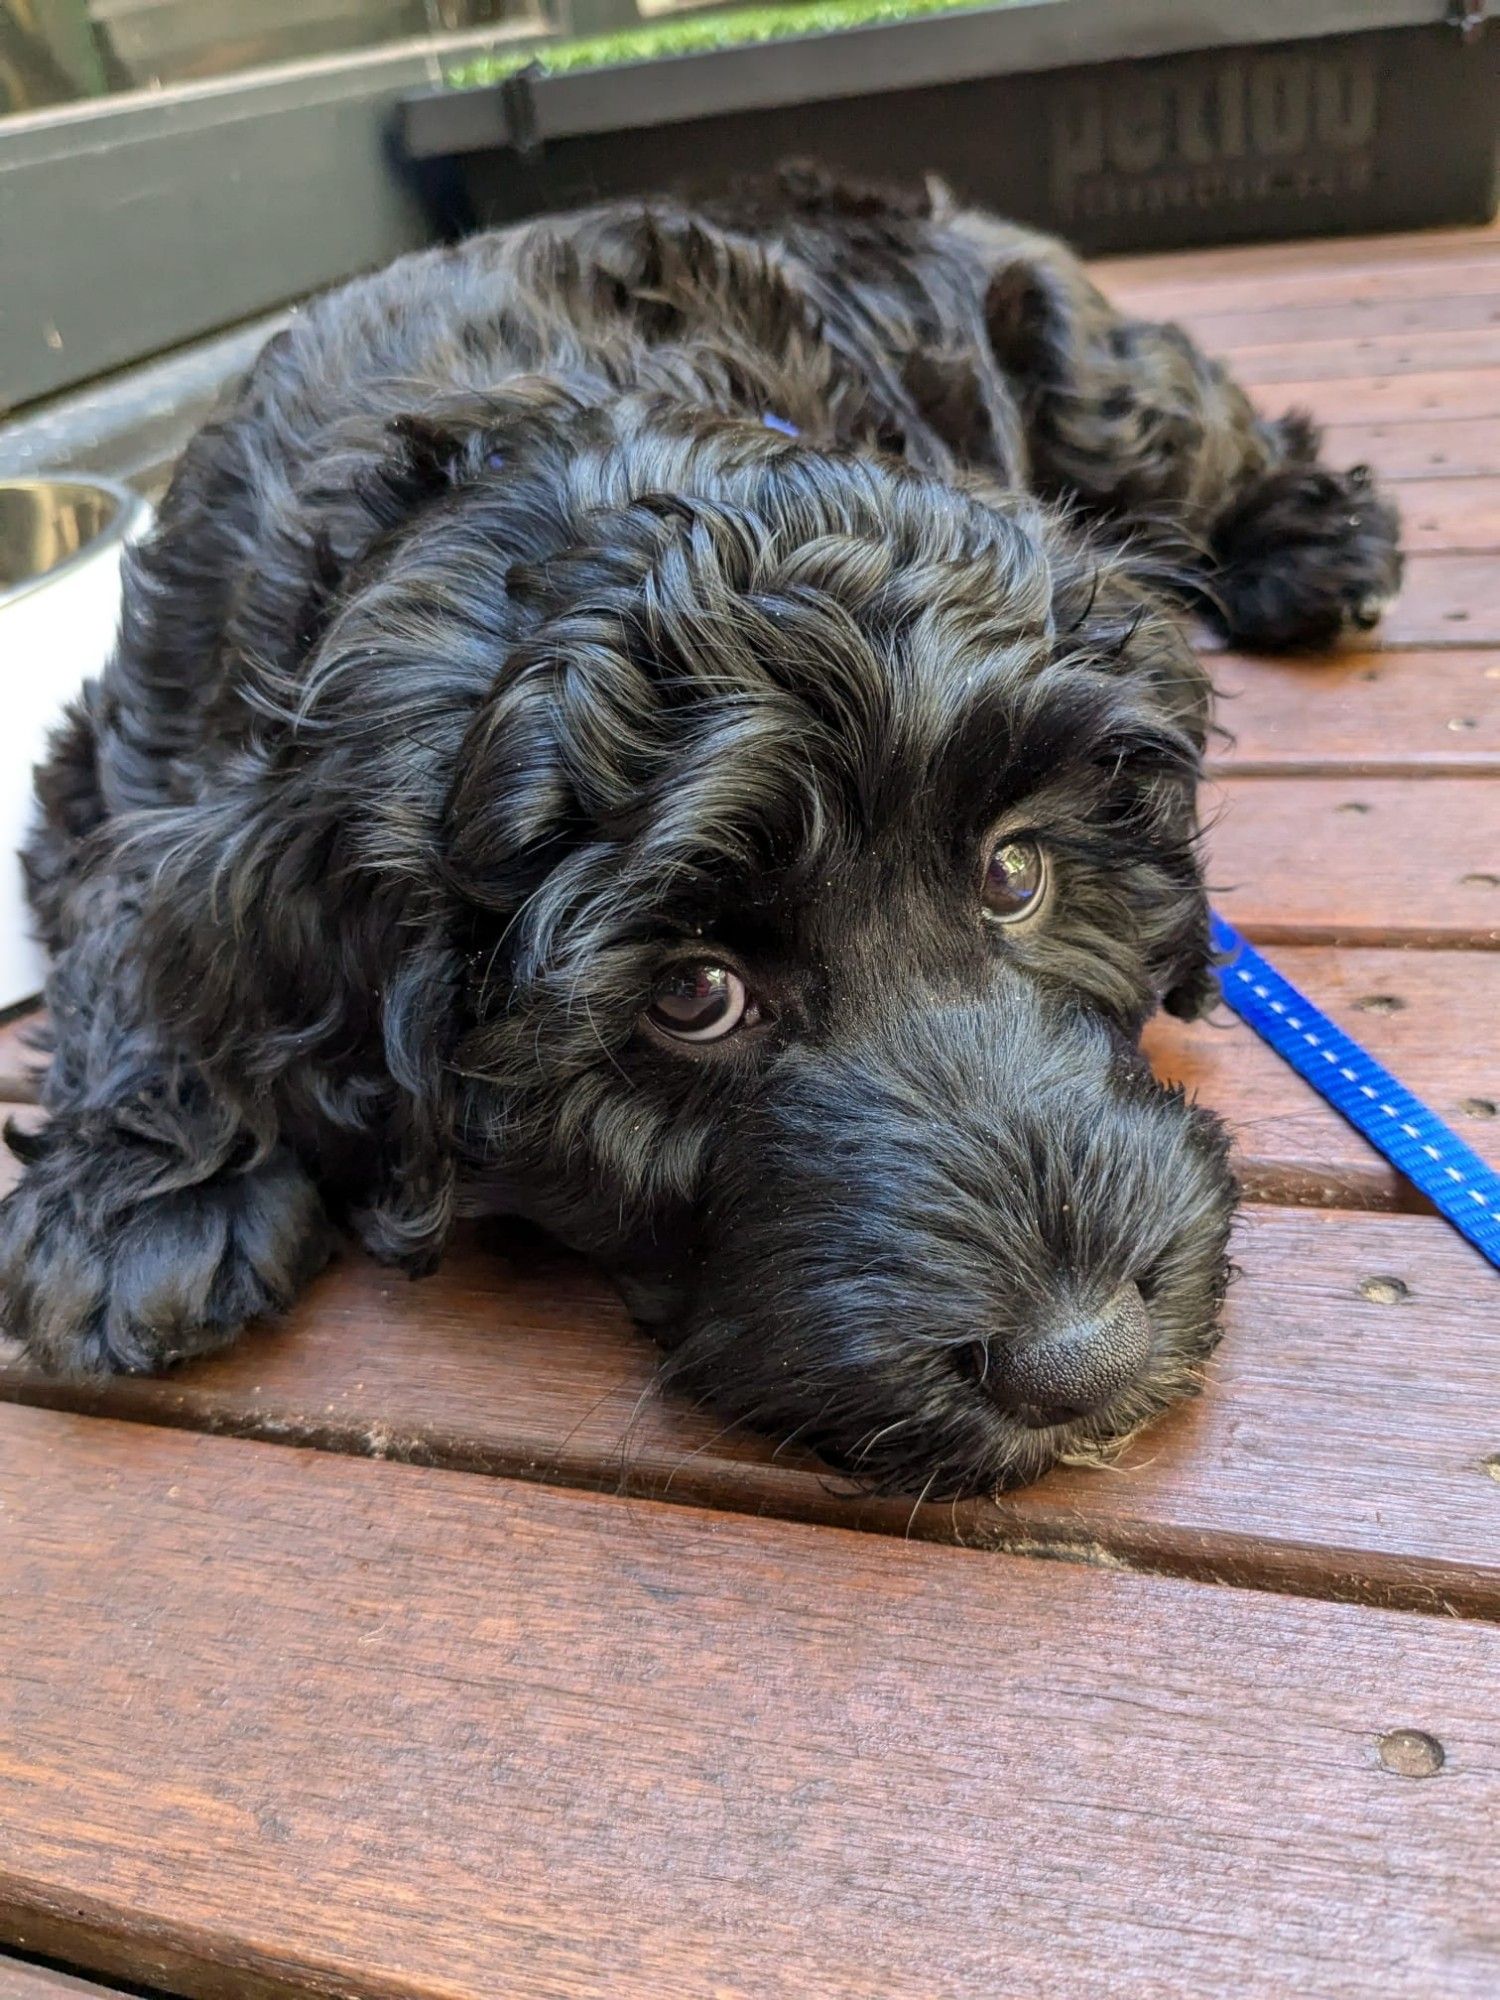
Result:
[0, 473, 151, 615]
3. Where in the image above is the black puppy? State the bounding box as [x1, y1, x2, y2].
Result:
[1, 169, 1400, 1496]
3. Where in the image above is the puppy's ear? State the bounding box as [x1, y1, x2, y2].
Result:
[1067, 556, 1218, 1023]
[144, 403, 529, 1277]
[1141, 618, 1217, 1024]
[983, 262, 1058, 380]
[353, 931, 464, 1272]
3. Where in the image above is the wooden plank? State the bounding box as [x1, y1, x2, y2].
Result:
[1207, 777, 1500, 948]
[1253, 369, 1500, 426]
[1089, 222, 1500, 291]
[1321, 421, 1500, 484]
[1104, 254, 1500, 323]
[1147, 943, 1500, 1202]
[5, 1204, 1500, 1616]
[1397, 478, 1500, 555]
[1230, 330, 1500, 388]
[0, 1962, 132, 1998]
[1377, 556, 1500, 643]
[0, 1406, 1497, 2000]
[1209, 649, 1500, 775]
[1188, 292, 1500, 356]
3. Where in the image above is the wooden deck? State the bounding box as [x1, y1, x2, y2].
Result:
[1, 222, 1498, 2000]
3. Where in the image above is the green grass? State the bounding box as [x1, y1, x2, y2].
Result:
[446, 0, 1025, 88]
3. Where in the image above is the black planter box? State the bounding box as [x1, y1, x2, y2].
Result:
[401, 0, 1498, 254]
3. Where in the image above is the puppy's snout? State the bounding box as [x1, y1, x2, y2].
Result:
[986, 1280, 1154, 1426]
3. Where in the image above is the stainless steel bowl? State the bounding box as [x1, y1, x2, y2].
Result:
[0, 475, 151, 610]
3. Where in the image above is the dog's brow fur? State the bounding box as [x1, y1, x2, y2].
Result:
[1, 165, 1400, 1495]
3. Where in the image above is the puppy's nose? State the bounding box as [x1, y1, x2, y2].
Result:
[988, 1281, 1153, 1425]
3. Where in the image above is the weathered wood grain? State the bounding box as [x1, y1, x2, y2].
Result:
[1090, 222, 1500, 291]
[1321, 421, 1500, 484]
[0, 1960, 131, 1992]
[1210, 649, 1500, 774]
[1225, 329, 1500, 387]
[1107, 254, 1500, 321]
[1189, 291, 1500, 357]
[994, 1208, 1500, 1611]
[5, 1206, 1499, 1616]
[0, 1964, 130, 1999]
[1390, 478, 1500, 555]
[1096, 229, 1500, 391]
[1253, 369, 1500, 426]
[0, 1404, 1497, 2000]
[1376, 555, 1500, 643]
[1207, 776, 1500, 947]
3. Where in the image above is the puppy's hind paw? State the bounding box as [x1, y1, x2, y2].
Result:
[1206, 456, 1403, 654]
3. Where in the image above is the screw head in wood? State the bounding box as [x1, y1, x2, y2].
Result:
[1358, 1276, 1409, 1305]
[1377, 1730, 1445, 1779]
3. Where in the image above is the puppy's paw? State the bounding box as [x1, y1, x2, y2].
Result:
[0, 1133, 332, 1375]
[1207, 452, 1402, 653]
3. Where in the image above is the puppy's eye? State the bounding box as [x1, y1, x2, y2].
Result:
[982, 837, 1047, 923]
[646, 963, 756, 1043]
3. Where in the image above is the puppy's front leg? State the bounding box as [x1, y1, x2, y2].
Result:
[0, 911, 333, 1375]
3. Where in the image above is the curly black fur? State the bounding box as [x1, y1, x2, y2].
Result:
[2, 167, 1401, 1495]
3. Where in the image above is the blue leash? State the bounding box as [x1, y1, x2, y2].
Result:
[758, 416, 1498, 1267]
[1211, 916, 1500, 1268]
